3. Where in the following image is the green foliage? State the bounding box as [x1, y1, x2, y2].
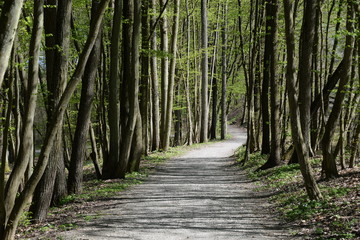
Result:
[19, 211, 32, 227]
[236, 147, 359, 239]
[58, 223, 77, 231]
[39, 224, 56, 232]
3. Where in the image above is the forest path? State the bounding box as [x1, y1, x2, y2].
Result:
[61, 125, 295, 240]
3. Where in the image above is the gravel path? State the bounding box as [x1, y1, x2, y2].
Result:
[61, 125, 295, 240]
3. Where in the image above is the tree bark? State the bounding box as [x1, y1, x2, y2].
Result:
[259, 0, 281, 170]
[117, 0, 141, 178]
[0, 0, 25, 88]
[283, 0, 322, 200]
[102, 0, 121, 179]
[162, 0, 180, 150]
[1, 1, 44, 233]
[31, 0, 72, 221]
[322, 1, 355, 179]
[2, 0, 109, 238]
[159, 0, 169, 149]
[298, 0, 318, 157]
[220, 2, 227, 140]
[185, 0, 193, 145]
[150, 0, 160, 151]
[200, 0, 209, 143]
[68, 0, 102, 193]
[141, 0, 150, 154]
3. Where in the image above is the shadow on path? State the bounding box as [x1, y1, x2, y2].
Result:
[60, 125, 297, 240]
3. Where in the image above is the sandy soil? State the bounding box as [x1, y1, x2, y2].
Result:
[60, 125, 297, 240]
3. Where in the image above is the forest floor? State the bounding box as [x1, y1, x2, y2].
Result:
[237, 145, 360, 240]
[18, 125, 298, 239]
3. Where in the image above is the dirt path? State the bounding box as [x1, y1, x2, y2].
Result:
[61, 125, 295, 240]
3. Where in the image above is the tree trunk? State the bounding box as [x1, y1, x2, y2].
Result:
[298, 0, 318, 157]
[159, 0, 169, 149]
[31, 0, 72, 221]
[200, 0, 209, 143]
[0, 51, 16, 237]
[259, 0, 281, 170]
[128, 112, 143, 172]
[1, 0, 44, 233]
[185, 0, 193, 145]
[2, 1, 109, 238]
[150, 0, 160, 151]
[0, 0, 25, 88]
[103, 0, 121, 179]
[210, 65, 218, 140]
[162, 0, 180, 150]
[141, 0, 150, 154]
[117, 0, 141, 178]
[68, 0, 102, 193]
[220, 2, 227, 140]
[322, 1, 355, 179]
[283, 0, 322, 200]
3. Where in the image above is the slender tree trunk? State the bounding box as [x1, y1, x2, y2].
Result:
[0, 0, 25, 88]
[185, 0, 193, 145]
[221, 2, 227, 140]
[1, 1, 44, 233]
[0, 53, 15, 237]
[159, 0, 169, 149]
[322, 1, 355, 179]
[210, 64, 218, 140]
[150, 0, 160, 151]
[141, 0, 150, 154]
[298, 0, 318, 157]
[162, 0, 180, 150]
[200, 0, 209, 143]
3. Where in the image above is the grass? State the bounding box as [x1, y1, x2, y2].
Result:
[236, 146, 360, 240]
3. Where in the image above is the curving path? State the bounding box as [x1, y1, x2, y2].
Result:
[61, 125, 295, 240]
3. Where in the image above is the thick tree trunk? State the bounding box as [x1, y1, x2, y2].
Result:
[117, 0, 141, 178]
[259, 0, 281, 170]
[128, 112, 143, 172]
[31, 0, 72, 221]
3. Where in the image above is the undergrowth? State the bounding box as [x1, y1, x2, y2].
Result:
[236, 146, 360, 240]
